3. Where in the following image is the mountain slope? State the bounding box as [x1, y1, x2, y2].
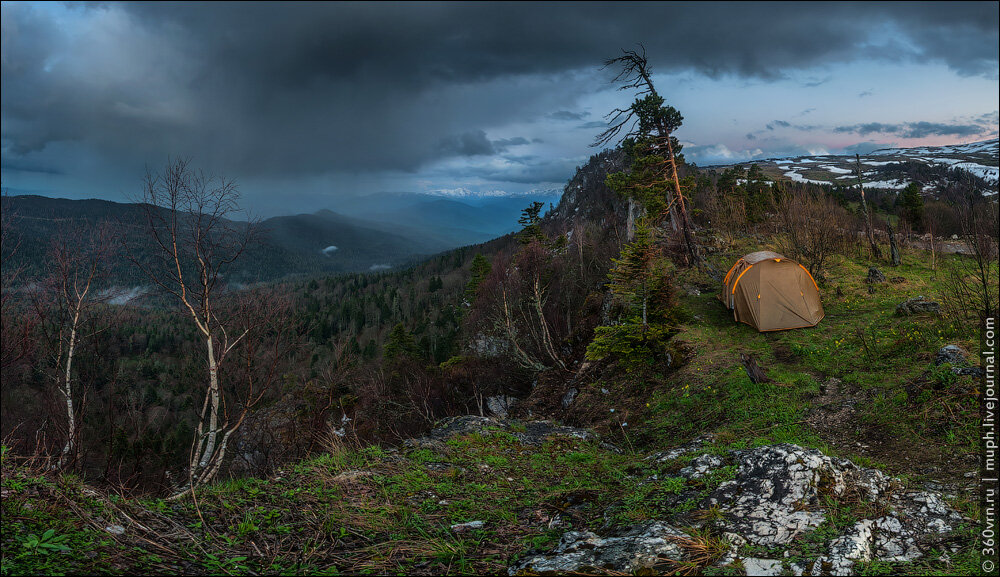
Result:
[0, 195, 438, 283]
[708, 138, 998, 194]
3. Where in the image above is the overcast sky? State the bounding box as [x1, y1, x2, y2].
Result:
[2, 2, 997, 215]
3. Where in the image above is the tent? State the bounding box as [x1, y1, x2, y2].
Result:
[719, 251, 824, 332]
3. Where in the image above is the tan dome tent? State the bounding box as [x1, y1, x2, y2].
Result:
[719, 251, 824, 332]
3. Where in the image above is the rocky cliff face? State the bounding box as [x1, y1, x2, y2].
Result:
[542, 149, 629, 235]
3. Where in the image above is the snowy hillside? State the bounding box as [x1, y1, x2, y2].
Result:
[718, 138, 998, 194]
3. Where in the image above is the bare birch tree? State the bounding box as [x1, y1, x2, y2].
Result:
[854, 155, 883, 260]
[32, 224, 117, 469]
[124, 158, 262, 497]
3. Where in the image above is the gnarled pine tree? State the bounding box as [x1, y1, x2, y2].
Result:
[595, 46, 701, 266]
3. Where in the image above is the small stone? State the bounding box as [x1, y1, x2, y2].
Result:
[105, 524, 125, 536]
[332, 470, 376, 483]
[451, 520, 485, 533]
[743, 557, 783, 576]
[936, 345, 969, 367]
[561, 388, 578, 409]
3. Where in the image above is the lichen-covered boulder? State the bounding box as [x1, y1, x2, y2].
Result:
[935, 344, 984, 376]
[895, 295, 941, 316]
[508, 521, 688, 575]
[866, 267, 886, 284]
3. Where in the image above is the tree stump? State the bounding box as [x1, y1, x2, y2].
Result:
[740, 353, 770, 384]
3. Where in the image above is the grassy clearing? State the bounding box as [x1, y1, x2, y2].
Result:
[644, 244, 981, 473]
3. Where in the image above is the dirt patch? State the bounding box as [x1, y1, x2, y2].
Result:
[805, 377, 976, 485]
[772, 342, 800, 364]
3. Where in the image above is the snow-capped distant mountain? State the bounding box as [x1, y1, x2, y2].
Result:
[427, 187, 562, 199]
[711, 138, 998, 194]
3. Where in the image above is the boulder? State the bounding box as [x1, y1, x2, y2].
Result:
[508, 521, 688, 575]
[935, 344, 984, 377]
[936, 345, 969, 366]
[486, 395, 517, 418]
[895, 296, 941, 316]
[866, 267, 886, 284]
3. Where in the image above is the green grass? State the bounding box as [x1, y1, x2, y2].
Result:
[643, 247, 981, 472]
[0, 243, 988, 575]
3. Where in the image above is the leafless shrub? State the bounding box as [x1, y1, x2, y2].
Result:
[941, 199, 999, 321]
[772, 188, 852, 277]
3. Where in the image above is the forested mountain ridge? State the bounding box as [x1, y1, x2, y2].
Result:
[1, 195, 439, 284]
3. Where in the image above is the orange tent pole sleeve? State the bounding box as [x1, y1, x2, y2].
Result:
[798, 264, 820, 292]
[723, 260, 742, 285]
[732, 264, 755, 294]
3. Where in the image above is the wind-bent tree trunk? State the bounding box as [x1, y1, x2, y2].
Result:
[32, 225, 116, 470]
[123, 158, 265, 497]
[854, 155, 883, 260]
[595, 46, 701, 266]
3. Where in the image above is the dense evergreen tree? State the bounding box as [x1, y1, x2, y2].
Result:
[516, 202, 546, 245]
[899, 182, 925, 230]
[465, 254, 492, 303]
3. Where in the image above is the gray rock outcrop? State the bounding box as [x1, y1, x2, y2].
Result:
[508, 521, 688, 575]
[511, 443, 966, 576]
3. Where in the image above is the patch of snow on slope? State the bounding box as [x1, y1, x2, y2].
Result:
[953, 163, 999, 182]
[858, 179, 909, 190]
[784, 170, 829, 185]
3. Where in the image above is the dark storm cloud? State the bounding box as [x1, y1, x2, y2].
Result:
[548, 111, 590, 121]
[493, 137, 532, 150]
[436, 130, 497, 157]
[2, 1, 997, 185]
[835, 122, 901, 135]
[901, 122, 983, 139]
[835, 121, 986, 138]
